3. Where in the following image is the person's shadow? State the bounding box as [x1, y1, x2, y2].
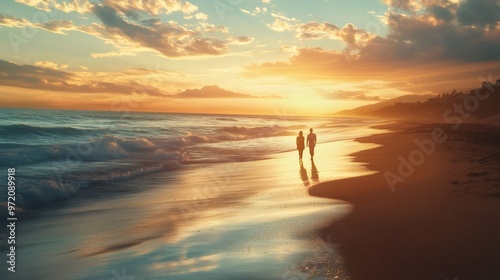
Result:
[311, 159, 319, 182]
[299, 160, 310, 186]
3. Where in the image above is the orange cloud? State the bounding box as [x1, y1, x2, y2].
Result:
[324, 90, 384, 101]
[0, 13, 30, 27]
[296, 22, 372, 48]
[14, 0, 195, 15]
[246, 47, 500, 94]
[0, 59, 196, 96]
[104, 0, 198, 16]
[34, 61, 68, 69]
[248, 1, 500, 94]
[14, 0, 93, 13]
[174, 85, 258, 98]
[0, 14, 77, 34]
[0, 60, 271, 101]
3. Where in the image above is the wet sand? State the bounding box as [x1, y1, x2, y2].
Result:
[310, 122, 500, 279]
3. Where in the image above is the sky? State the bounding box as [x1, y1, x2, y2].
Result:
[0, 0, 499, 116]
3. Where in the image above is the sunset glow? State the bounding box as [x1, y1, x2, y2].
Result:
[1, 0, 499, 115]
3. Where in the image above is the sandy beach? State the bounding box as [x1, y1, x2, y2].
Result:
[310, 121, 500, 279]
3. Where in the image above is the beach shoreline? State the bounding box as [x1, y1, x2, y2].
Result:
[0, 117, 382, 280]
[309, 121, 500, 279]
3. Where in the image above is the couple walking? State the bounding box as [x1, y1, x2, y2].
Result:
[296, 128, 316, 160]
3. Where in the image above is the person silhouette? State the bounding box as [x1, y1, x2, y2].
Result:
[306, 128, 317, 159]
[296, 131, 305, 160]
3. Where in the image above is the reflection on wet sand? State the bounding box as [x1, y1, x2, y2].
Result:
[311, 160, 319, 182]
[299, 159, 319, 186]
[150, 250, 221, 275]
[299, 160, 309, 186]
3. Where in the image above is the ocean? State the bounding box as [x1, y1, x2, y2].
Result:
[0, 108, 379, 280]
[0, 108, 373, 213]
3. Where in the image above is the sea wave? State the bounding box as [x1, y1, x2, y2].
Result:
[0, 161, 181, 215]
[0, 124, 304, 167]
[215, 117, 238, 122]
[0, 124, 87, 136]
[216, 125, 298, 138]
[0, 134, 176, 167]
[0, 123, 319, 213]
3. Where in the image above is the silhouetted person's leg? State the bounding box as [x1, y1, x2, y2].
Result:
[309, 146, 314, 159]
[299, 149, 303, 160]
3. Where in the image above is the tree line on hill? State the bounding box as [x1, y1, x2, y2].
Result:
[343, 79, 500, 120]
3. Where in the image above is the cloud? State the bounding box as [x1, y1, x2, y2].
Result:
[195, 12, 208, 20]
[270, 12, 296, 22]
[383, 0, 499, 28]
[293, 20, 375, 55]
[246, 47, 500, 94]
[297, 22, 372, 47]
[90, 50, 137, 58]
[338, 24, 371, 47]
[0, 13, 77, 34]
[296, 22, 339, 40]
[383, 0, 421, 12]
[91, 4, 229, 57]
[15, 0, 199, 16]
[9, 1, 246, 58]
[34, 61, 68, 69]
[427, 5, 454, 22]
[174, 85, 258, 98]
[98, 0, 198, 17]
[240, 6, 267, 16]
[197, 22, 228, 33]
[456, 0, 499, 27]
[362, 12, 500, 62]
[240, 8, 255, 16]
[0, 59, 186, 96]
[247, 1, 500, 93]
[230, 36, 254, 45]
[185, 12, 208, 20]
[267, 18, 294, 32]
[39, 20, 76, 34]
[14, 0, 93, 13]
[266, 12, 297, 32]
[0, 13, 30, 27]
[325, 90, 383, 101]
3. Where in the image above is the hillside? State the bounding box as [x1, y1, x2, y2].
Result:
[336, 79, 500, 120]
[336, 94, 436, 116]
